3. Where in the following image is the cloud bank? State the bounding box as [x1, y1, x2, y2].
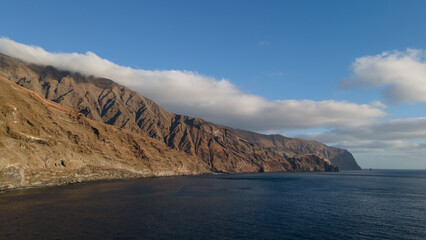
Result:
[340, 49, 426, 104]
[0, 38, 385, 131]
[334, 49, 426, 164]
[293, 117, 426, 152]
[1, 38, 426, 168]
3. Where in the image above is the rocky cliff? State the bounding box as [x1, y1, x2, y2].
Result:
[0, 52, 359, 190]
[0, 75, 212, 190]
[233, 129, 361, 170]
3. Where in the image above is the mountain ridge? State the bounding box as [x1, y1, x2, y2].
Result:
[0, 75, 212, 190]
[0, 52, 360, 190]
[0, 53, 360, 171]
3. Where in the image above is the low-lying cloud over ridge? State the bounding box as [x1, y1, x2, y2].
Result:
[2, 38, 426, 168]
[293, 117, 426, 152]
[290, 116, 426, 168]
[0, 38, 385, 131]
[340, 49, 426, 104]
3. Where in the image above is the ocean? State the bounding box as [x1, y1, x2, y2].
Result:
[0, 170, 425, 240]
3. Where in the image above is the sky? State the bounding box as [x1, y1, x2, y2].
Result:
[1, 0, 426, 169]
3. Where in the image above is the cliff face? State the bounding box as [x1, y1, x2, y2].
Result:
[232, 129, 361, 170]
[0, 75, 212, 190]
[0, 52, 358, 190]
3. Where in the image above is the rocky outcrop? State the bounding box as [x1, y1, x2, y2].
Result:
[0, 76, 211, 190]
[232, 129, 361, 170]
[0, 52, 357, 190]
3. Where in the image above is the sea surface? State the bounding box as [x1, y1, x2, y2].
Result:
[0, 170, 425, 240]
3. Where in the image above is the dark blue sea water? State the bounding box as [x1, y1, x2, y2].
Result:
[0, 170, 425, 240]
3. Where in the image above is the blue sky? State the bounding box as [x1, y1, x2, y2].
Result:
[1, 0, 426, 169]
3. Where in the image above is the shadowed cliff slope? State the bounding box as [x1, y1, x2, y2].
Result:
[0, 75, 211, 190]
[0, 53, 357, 174]
[233, 129, 361, 170]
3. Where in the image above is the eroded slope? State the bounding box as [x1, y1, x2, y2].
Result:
[0, 53, 347, 173]
[0, 76, 211, 190]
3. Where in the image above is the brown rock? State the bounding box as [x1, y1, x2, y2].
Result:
[0, 52, 352, 190]
[0, 76, 210, 190]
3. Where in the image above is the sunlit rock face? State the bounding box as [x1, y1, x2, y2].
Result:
[0, 53, 360, 190]
[0, 75, 210, 190]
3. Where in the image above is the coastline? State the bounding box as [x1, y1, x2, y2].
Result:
[0, 168, 346, 192]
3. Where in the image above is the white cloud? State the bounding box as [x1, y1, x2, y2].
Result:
[289, 117, 426, 168]
[0, 38, 386, 131]
[292, 117, 426, 152]
[2, 38, 426, 168]
[340, 49, 426, 104]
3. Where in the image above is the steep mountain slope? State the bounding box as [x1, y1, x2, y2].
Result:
[233, 129, 361, 170]
[0, 73, 339, 191]
[0, 75, 211, 190]
[0, 53, 356, 173]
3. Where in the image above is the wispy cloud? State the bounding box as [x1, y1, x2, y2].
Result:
[267, 72, 284, 78]
[290, 116, 426, 168]
[293, 117, 426, 152]
[0, 38, 385, 131]
[340, 49, 426, 104]
[258, 40, 270, 46]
